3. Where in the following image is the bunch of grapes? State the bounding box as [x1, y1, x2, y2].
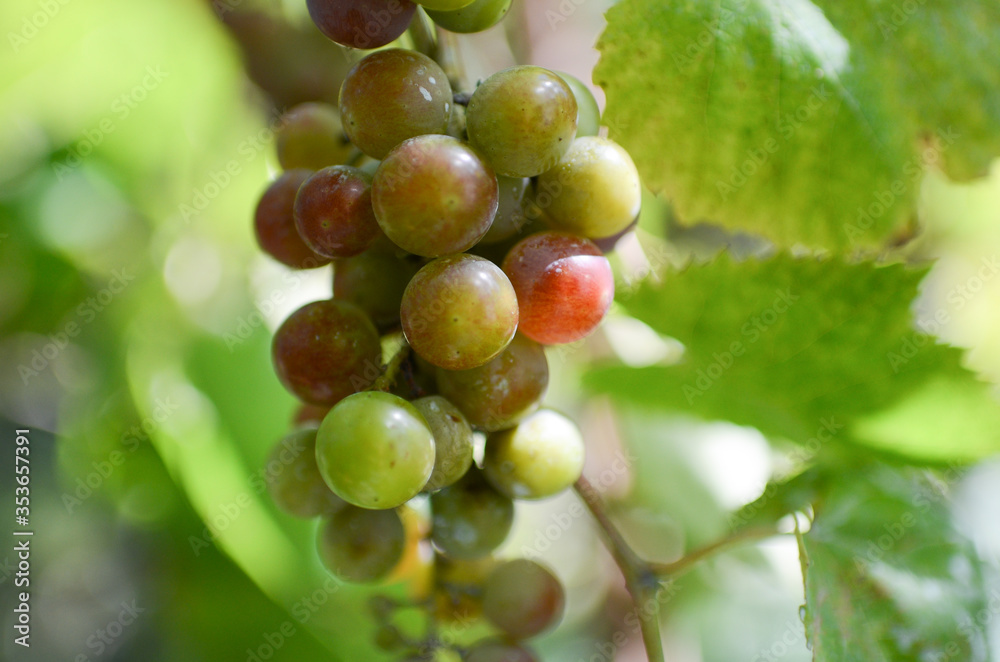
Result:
[252, 2, 642, 659]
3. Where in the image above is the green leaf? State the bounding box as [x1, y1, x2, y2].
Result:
[585, 254, 1000, 461]
[595, 0, 1000, 251]
[799, 463, 991, 661]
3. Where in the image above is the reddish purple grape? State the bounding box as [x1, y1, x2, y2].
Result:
[436, 334, 548, 432]
[254, 170, 331, 270]
[466, 641, 539, 662]
[306, 0, 416, 50]
[482, 559, 565, 639]
[272, 299, 381, 406]
[373, 135, 498, 257]
[502, 232, 613, 345]
[294, 166, 383, 259]
[401, 254, 518, 370]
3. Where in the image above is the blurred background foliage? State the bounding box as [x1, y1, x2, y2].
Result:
[0, 0, 998, 661]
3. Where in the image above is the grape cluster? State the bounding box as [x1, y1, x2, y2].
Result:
[253, 3, 641, 659]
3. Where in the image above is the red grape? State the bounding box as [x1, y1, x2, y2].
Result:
[502, 231, 613, 345]
[294, 166, 383, 259]
[306, 0, 416, 50]
[254, 170, 331, 269]
[272, 299, 381, 406]
[482, 559, 565, 639]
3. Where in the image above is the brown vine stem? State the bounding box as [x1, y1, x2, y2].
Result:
[371, 339, 410, 392]
[574, 476, 665, 662]
[648, 526, 783, 578]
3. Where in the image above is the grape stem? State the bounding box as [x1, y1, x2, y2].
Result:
[574, 475, 665, 662]
[574, 478, 784, 662]
[370, 340, 411, 392]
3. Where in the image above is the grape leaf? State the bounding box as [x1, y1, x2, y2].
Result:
[585, 254, 1000, 461]
[799, 463, 991, 661]
[595, 0, 1000, 251]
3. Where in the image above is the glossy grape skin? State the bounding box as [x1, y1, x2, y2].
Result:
[483, 409, 584, 500]
[266, 428, 346, 518]
[276, 102, 353, 171]
[333, 249, 420, 329]
[401, 254, 518, 370]
[418, 0, 474, 9]
[477, 176, 530, 245]
[430, 469, 514, 559]
[254, 170, 331, 270]
[316, 391, 435, 509]
[536, 137, 641, 240]
[413, 396, 474, 491]
[294, 166, 383, 259]
[340, 49, 452, 160]
[466, 66, 577, 177]
[482, 559, 565, 639]
[272, 300, 382, 406]
[466, 641, 539, 662]
[502, 232, 613, 345]
[306, 0, 416, 50]
[317, 505, 405, 582]
[436, 334, 548, 432]
[554, 72, 601, 138]
[425, 0, 512, 33]
[373, 135, 498, 257]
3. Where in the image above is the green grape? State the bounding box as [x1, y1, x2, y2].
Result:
[333, 249, 421, 330]
[482, 559, 565, 639]
[430, 469, 514, 559]
[401, 254, 518, 370]
[418, 0, 475, 9]
[477, 176, 530, 245]
[412, 396, 474, 491]
[317, 505, 405, 583]
[272, 299, 382, 406]
[266, 428, 346, 518]
[294, 165, 383, 258]
[276, 102, 353, 171]
[466, 640, 539, 662]
[483, 409, 584, 500]
[373, 135, 498, 257]
[425, 0, 512, 33]
[339, 49, 452, 160]
[535, 136, 641, 240]
[554, 71, 600, 138]
[316, 392, 436, 509]
[436, 334, 548, 432]
[466, 66, 577, 177]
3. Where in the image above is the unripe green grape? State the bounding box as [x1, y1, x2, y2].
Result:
[339, 49, 452, 160]
[434, 555, 498, 621]
[466, 640, 539, 662]
[401, 254, 518, 371]
[272, 299, 382, 406]
[430, 469, 514, 559]
[373, 135, 498, 257]
[536, 136, 641, 240]
[317, 505, 405, 583]
[294, 165, 383, 258]
[483, 409, 584, 500]
[266, 428, 347, 518]
[333, 249, 421, 330]
[276, 102, 353, 171]
[417, 0, 475, 9]
[466, 66, 577, 177]
[477, 176, 530, 245]
[482, 559, 565, 639]
[436, 334, 548, 432]
[426, 0, 512, 33]
[413, 396, 474, 491]
[316, 391, 435, 509]
[555, 71, 601, 138]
